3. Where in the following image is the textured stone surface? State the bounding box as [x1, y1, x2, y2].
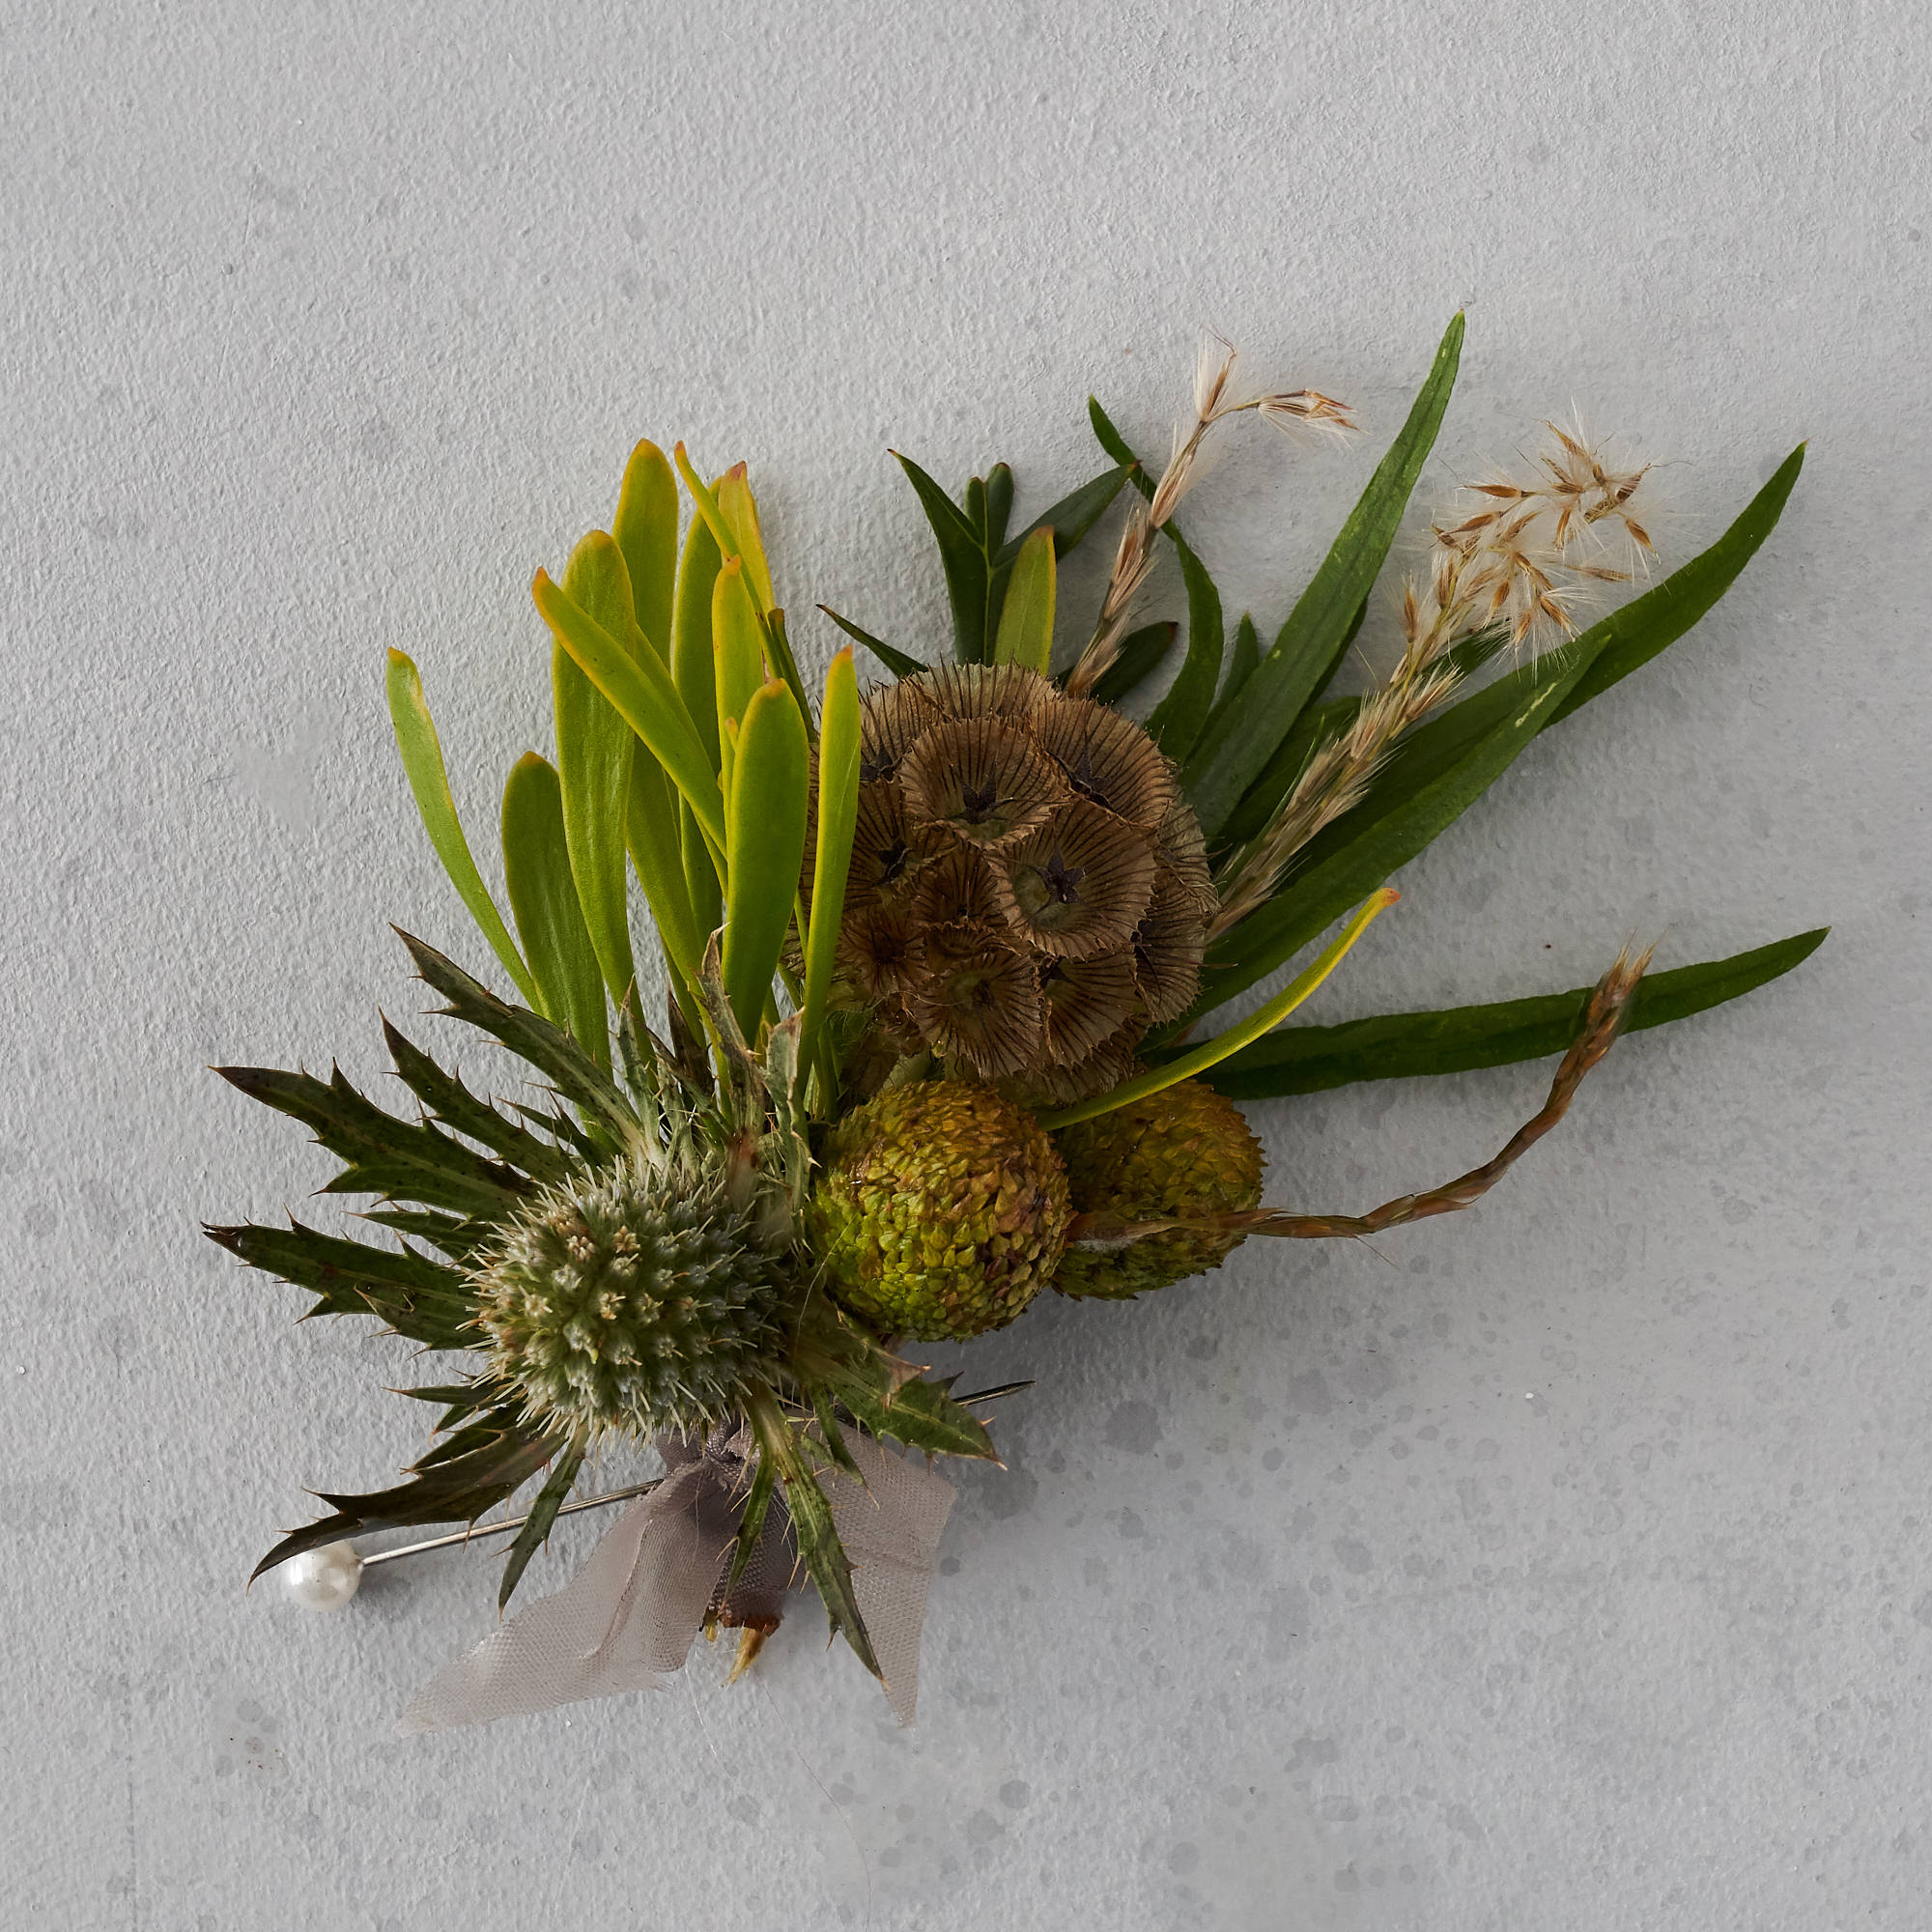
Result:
[3, 2, 1926, 1925]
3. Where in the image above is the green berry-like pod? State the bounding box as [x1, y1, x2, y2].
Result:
[1052, 1079, 1264, 1300]
[470, 1152, 791, 1441]
[808, 1080, 1071, 1342]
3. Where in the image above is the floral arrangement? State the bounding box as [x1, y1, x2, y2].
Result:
[208, 315, 1820, 1728]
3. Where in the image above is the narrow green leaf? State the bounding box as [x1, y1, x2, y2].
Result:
[800, 647, 861, 1093]
[1088, 620, 1177, 703]
[716, 464, 776, 612]
[723, 680, 810, 1037]
[1181, 313, 1466, 837]
[358, 1207, 498, 1262]
[625, 749, 704, 1002]
[497, 1440, 585, 1610]
[1217, 627, 1511, 854]
[1039, 888, 1399, 1129]
[1189, 927, 1830, 1099]
[819, 604, 929, 680]
[745, 1390, 878, 1678]
[720, 1448, 778, 1607]
[613, 440, 679, 655]
[983, 463, 1014, 552]
[554, 533, 640, 1013]
[500, 753, 610, 1064]
[993, 463, 1130, 567]
[532, 568, 726, 856]
[1145, 534, 1223, 758]
[384, 650, 540, 1009]
[1541, 443, 1806, 729]
[671, 502, 724, 768]
[1192, 446, 1805, 1022]
[892, 450, 991, 664]
[992, 524, 1057, 672]
[1198, 612, 1261, 747]
[712, 556, 768, 807]
[203, 1216, 471, 1347]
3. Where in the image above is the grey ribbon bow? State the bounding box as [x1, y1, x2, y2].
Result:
[399, 1428, 953, 1733]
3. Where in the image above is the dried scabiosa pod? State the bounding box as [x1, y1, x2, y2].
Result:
[819, 665, 1218, 1099]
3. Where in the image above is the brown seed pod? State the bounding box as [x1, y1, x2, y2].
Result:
[1129, 874, 1210, 1025]
[1035, 696, 1175, 830]
[992, 796, 1157, 959]
[910, 841, 1009, 931]
[858, 679, 941, 784]
[843, 781, 920, 913]
[907, 924, 1043, 1078]
[921, 661, 1052, 724]
[838, 902, 918, 999]
[1037, 951, 1139, 1068]
[898, 716, 1064, 851]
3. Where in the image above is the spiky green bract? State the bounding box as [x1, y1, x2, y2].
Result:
[809, 1080, 1070, 1341]
[1053, 1079, 1264, 1299]
[471, 1144, 793, 1443]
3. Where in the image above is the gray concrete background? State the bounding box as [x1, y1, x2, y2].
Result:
[3, 2, 1926, 1926]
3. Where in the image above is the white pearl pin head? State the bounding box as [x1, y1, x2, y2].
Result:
[283, 1541, 363, 1611]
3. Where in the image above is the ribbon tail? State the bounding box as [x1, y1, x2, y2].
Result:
[827, 1435, 955, 1726]
[397, 1455, 734, 1734]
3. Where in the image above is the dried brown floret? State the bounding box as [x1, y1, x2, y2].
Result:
[992, 797, 1157, 959]
[918, 662, 1052, 724]
[843, 781, 920, 912]
[911, 841, 1009, 931]
[898, 716, 1064, 851]
[1035, 696, 1175, 831]
[1130, 875, 1210, 1024]
[1037, 951, 1139, 1067]
[907, 924, 1043, 1078]
[858, 680, 941, 784]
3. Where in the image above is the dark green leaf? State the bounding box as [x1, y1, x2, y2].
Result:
[1190, 928, 1829, 1098]
[983, 464, 1014, 552]
[251, 1421, 558, 1583]
[497, 1440, 586, 1610]
[892, 450, 990, 665]
[1197, 612, 1261, 748]
[397, 930, 639, 1151]
[380, 1017, 573, 1186]
[992, 463, 1130, 567]
[357, 1207, 498, 1262]
[213, 1063, 530, 1219]
[746, 1391, 879, 1677]
[1146, 535, 1224, 759]
[1216, 626, 1510, 854]
[811, 1389, 867, 1484]
[720, 1449, 778, 1607]
[1181, 313, 1466, 838]
[1189, 444, 1804, 1022]
[203, 1216, 472, 1348]
[818, 605, 929, 681]
[1088, 621, 1177, 704]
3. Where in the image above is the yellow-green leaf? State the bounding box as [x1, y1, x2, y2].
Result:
[500, 753, 609, 1065]
[554, 532, 639, 1012]
[712, 556, 767, 811]
[992, 524, 1056, 672]
[384, 648, 539, 1009]
[531, 569, 726, 857]
[613, 440, 678, 656]
[723, 680, 810, 1037]
[800, 647, 861, 1093]
[716, 463, 775, 612]
[1039, 889, 1398, 1128]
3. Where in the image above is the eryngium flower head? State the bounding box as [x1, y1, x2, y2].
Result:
[470, 1151, 791, 1442]
[827, 665, 1216, 1101]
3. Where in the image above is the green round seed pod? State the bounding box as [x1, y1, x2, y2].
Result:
[1052, 1079, 1264, 1300]
[470, 1152, 789, 1441]
[809, 1080, 1070, 1341]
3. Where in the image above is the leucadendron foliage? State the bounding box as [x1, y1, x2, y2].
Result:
[210, 323, 1822, 1702]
